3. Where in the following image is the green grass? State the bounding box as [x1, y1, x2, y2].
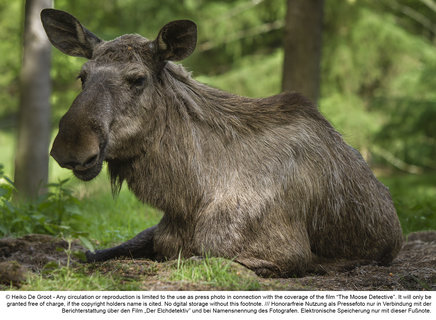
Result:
[171, 255, 261, 290]
[78, 180, 162, 248]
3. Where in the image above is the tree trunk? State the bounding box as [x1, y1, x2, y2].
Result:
[15, 0, 53, 200]
[282, 0, 324, 104]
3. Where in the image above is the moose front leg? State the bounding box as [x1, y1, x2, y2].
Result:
[86, 225, 157, 262]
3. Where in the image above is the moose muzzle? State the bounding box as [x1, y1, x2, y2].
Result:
[50, 89, 108, 181]
[50, 122, 103, 181]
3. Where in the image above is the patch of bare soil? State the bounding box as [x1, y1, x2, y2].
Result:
[0, 231, 435, 290]
[0, 234, 84, 285]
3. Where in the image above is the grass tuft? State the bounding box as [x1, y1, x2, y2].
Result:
[170, 254, 261, 290]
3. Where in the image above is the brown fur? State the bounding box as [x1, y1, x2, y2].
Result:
[42, 9, 403, 277]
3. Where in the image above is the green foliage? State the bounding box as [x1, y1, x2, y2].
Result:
[374, 98, 436, 169]
[322, 1, 436, 168]
[196, 49, 282, 97]
[0, 164, 90, 242]
[397, 198, 436, 235]
[380, 173, 436, 234]
[171, 254, 261, 290]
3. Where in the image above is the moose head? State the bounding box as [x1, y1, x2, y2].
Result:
[41, 9, 197, 181]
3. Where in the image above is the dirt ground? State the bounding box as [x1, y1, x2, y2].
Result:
[0, 231, 435, 291]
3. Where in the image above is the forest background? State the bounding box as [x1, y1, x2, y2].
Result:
[0, 0, 435, 289]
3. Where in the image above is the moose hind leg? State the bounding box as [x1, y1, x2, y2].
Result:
[236, 226, 313, 278]
[236, 257, 283, 278]
[86, 226, 157, 262]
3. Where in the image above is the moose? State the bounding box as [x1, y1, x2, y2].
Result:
[41, 9, 403, 277]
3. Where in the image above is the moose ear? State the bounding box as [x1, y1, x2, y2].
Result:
[40, 9, 101, 59]
[154, 20, 197, 61]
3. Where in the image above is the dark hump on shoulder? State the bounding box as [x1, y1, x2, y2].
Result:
[256, 91, 327, 124]
[261, 91, 313, 106]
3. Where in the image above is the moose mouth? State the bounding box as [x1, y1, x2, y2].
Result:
[66, 141, 108, 182]
[72, 149, 106, 181]
[73, 160, 104, 181]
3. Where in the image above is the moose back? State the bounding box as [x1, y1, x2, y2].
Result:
[41, 9, 403, 277]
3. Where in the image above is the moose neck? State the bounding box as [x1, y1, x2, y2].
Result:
[159, 63, 255, 138]
[107, 63, 241, 214]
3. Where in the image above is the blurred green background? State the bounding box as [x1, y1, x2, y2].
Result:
[1, 0, 435, 244]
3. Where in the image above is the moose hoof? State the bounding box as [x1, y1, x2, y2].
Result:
[85, 250, 100, 263]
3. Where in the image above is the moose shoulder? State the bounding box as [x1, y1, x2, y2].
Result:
[41, 9, 403, 277]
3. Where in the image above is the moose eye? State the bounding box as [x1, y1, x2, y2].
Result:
[129, 76, 146, 88]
